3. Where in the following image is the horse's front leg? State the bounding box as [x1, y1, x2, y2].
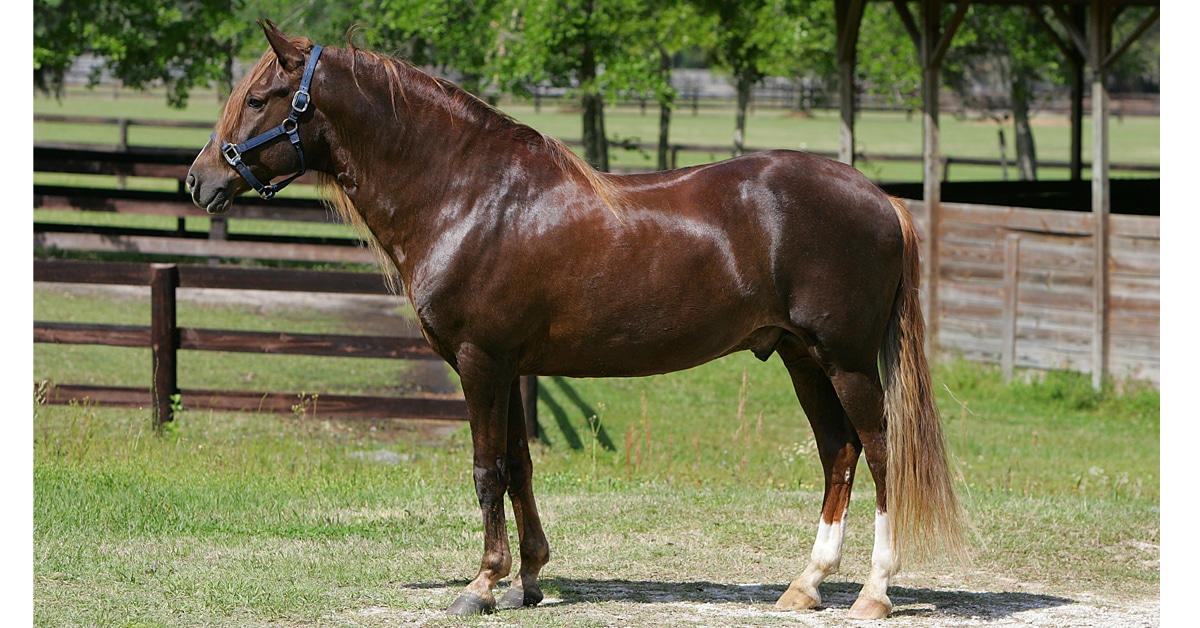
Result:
[497, 378, 550, 609]
[447, 346, 515, 615]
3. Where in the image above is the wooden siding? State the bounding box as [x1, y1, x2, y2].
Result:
[903, 199, 1159, 385]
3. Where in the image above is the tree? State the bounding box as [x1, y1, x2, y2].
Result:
[595, 0, 715, 170]
[697, 0, 830, 156]
[854, 2, 922, 114]
[237, 0, 362, 49]
[364, 0, 504, 97]
[33, 0, 241, 108]
[944, 4, 1064, 180]
[493, 0, 646, 171]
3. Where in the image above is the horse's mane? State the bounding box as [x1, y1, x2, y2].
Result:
[332, 40, 624, 217]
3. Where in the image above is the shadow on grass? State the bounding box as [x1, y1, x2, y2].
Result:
[538, 377, 615, 452]
[402, 577, 1073, 620]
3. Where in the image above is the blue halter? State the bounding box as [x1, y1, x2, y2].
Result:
[214, 44, 323, 200]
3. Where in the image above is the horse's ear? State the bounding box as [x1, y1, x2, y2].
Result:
[258, 19, 305, 73]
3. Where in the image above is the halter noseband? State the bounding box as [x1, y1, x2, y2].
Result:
[214, 44, 323, 200]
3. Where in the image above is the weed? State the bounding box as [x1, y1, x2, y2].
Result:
[37, 397, 99, 464]
[291, 391, 319, 419]
[1015, 368, 1102, 410]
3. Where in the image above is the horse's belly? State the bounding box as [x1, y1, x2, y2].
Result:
[531, 312, 782, 378]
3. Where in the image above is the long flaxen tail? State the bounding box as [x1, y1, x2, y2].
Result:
[880, 196, 969, 565]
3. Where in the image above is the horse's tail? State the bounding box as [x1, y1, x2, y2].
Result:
[880, 196, 969, 565]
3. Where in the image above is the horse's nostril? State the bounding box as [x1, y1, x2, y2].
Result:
[186, 173, 196, 191]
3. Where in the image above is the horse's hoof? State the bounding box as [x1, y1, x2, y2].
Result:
[847, 596, 892, 620]
[447, 593, 494, 615]
[775, 587, 820, 611]
[497, 583, 544, 609]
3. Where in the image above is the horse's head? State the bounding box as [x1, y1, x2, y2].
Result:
[188, 20, 325, 214]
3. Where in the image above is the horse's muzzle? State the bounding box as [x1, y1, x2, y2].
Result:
[186, 170, 235, 215]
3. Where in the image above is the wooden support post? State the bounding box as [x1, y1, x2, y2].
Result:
[1002, 234, 1021, 383]
[920, 0, 943, 348]
[1089, 0, 1112, 391]
[520, 375, 539, 440]
[150, 263, 180, 432]
[209, 217, 228, 267]
[1044, 0, 1157, 390]
[910, 0, 969, 351]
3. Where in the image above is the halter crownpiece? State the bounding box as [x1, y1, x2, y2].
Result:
[214, 44, 323, 199]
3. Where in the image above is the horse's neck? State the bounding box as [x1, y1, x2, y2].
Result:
[318, 54, 524, 283]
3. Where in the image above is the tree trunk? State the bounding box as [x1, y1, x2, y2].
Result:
[657, 50, 673, 171]
[581, 36, 608, 172]
[1012, 68, 1038, 181]
[733, 71, 754, 157]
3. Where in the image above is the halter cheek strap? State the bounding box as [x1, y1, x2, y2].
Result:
[215, 44, 323, 200]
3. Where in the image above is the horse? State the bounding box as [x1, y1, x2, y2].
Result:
[187, 20, 967, 620]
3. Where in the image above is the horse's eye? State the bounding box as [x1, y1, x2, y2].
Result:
[247, 96, 266, 110]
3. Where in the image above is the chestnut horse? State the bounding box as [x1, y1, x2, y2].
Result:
[188, 21, 966, 619]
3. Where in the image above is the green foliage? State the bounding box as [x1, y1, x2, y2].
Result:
[360, 0, 504, 96]
[33, 0, 241, 108]
[699, 0, 833, 82]
[855, 2, 921, 110]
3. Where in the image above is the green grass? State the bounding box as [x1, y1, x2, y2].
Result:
[32, 359, 1159, 627]
[33, 282, 1159, 627]
[504, 102, 1159, 181]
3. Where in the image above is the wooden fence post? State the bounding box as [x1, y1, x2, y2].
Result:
[1001, 234, 1021, 382]
[151, 263, 180, 431]
[520, 375, 539, 441]
[208, 217, 227, 267]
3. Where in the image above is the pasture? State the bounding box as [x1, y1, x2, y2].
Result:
[33, 86, 1161, 626]
[34, 284, 1159, 627]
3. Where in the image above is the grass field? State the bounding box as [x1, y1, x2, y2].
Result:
[32, 282, 1160, 627]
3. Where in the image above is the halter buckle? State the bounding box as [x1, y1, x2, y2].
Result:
[220, 143, 242, 166]
[291, 89, 311, 114]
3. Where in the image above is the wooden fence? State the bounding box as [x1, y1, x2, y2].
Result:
[904, 198, 1159, 385]
[33, 145, 365, 265]
[33, 143, 541, 433]
[34, 259, 542, 435]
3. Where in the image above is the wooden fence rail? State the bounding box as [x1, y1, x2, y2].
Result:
[34, 259, 541, 437]
[34, 145, 366, 264]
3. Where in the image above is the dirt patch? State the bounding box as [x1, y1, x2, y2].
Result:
[329, 580, 1158, 627]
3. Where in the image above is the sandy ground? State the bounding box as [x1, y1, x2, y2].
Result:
[331, 579, 1159, 627]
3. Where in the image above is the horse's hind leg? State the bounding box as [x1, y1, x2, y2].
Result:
[827, 367, 898, 620]
[497, 378, 550, 609]
[775, 342, 863, 612]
